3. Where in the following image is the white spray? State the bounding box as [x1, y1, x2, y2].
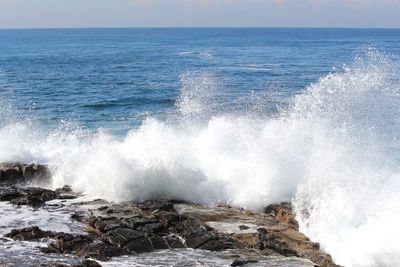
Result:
[0, 50, 399, 266]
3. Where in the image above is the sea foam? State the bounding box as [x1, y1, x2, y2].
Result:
[0, 50, 399, 266]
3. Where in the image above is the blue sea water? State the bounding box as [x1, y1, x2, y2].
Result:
[0, 28, 399, 133]
[1, 28, 400, 267]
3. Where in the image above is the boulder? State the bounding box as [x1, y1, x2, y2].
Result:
[103, 228, 143, 247]
[125, 237, 154, 253]
[5, 226, 52, 240]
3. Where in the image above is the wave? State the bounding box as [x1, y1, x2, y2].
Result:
[0, 49, 399, 266]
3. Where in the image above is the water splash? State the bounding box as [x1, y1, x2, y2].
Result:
[0, 50, 399, 266]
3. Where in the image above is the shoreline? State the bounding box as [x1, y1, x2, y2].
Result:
[0, 163, 339, 267]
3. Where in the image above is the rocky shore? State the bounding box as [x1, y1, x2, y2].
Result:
[0, 163, 340, 267]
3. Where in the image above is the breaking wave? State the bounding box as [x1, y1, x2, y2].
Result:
[0, 50, 400, 266]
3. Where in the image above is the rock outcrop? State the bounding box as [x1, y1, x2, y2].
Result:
[0, 163, 51, 186]
[0, 162, 340, 267]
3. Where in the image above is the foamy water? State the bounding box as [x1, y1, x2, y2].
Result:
[0, 50, 399, 266]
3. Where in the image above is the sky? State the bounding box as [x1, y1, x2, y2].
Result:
[0, 0, 399, 28]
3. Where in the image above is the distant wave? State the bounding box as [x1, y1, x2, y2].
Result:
[0, 49, 399, 266]
[81, 97, 175, 111]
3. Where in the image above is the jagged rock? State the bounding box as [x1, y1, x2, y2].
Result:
[5, 226, 53, 240]
[185, 232, 214, 248]
[197, 236, 240, 251]
[122, 216, 155, 229]
[257, 228, 298, 257]
[143, 222, 164, 233]
[230, 259, 258, 267]
[55, 185, 79, 199]
[76, 241, 123, 261]
[103, 228, 143, 247]
[125, 237, 153, 253]
[73, 260, 102, 267]
[148, 235, 169, 250]
[93, 217, 126, 232]
[164, 235, 186, 249]
[0, 187, 21, 201]
[0, 163, 51, 186]
[0, 165, 340, 266]
[239, 225, 250, 230]
[136, 199, 186, 212]
[264, 202, 299, 230]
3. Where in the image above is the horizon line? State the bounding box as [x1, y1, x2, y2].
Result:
[1, 26, 400, 30]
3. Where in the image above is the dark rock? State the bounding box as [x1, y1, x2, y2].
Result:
[0, 187, 21, 201]
[155, 211, 186, 226]
[239, 225, 250, 230]
[0, 163, 51, 185]
[93, 217, 125, 232]
[26, 195, 46, 208]
[1, 165, 23, 184]
[169, 218, 208, 237]
[40, 246, 59, 253]
[122, 216, 155, 229]
[5, 226, 52, 240]
[18, 187, 58, 201]
[49, 233, 93, 254]
[231, 259, 258, 267]
[164, 235, 186, 249]
[5, 187, 59, 207]
[185, 232, 214, 248]
[148, 235, 169, 250]
[71, 211, 85, 222]
[197, 237, 239, 251]
[143, 222, 164, 233]
[136, 199, 186, 212]
[23, 164, 52, 185]
[77, 241, 123, 261]
[73, 260, 102, 267]
[125, 237, 154, 253]
[103, 228, 143, 247]
[257, 228, 298, 257]
[55, 185, 78, 199]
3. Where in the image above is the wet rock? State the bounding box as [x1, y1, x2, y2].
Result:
[0, 186, 21, 201]
[143, 222, 164, 233]
[125, 237, 154, 253]
[77, 241, 123, 261]
[18, 187, 58, 201]
[164, 235, 186, 249]
[185, 232, 215, 248]
[239, 225, 250, 230]
[197, 236, 239, 251]
[0, 164, 23, 184]
[73, 260, 102, 267]
[93, 217, 125, 232]
[6, 186, 59, 207]
[5, 226, 52, 240]
[0, 163, 51, 186]
[169, 218, 209, 237]
[230, 259, 258, 267]
[22, 164, 52, 185]
[103, 228, 143, 247]
[257, 228, 298, 257]
[40, 246, 59, 254]
[71, 211, 85, 222]
[10, 195, 46, 208]
[55, 185, 79, 199]
[264, 202, 299, 230]
[136, 199, 186, 212]
[148, 235, 169, 250]
[122, 216, 155, 229]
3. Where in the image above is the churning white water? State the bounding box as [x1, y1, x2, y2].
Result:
[0, 50, 399, 266]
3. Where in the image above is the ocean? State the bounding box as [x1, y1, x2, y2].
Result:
[0, 28, 400, 266]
